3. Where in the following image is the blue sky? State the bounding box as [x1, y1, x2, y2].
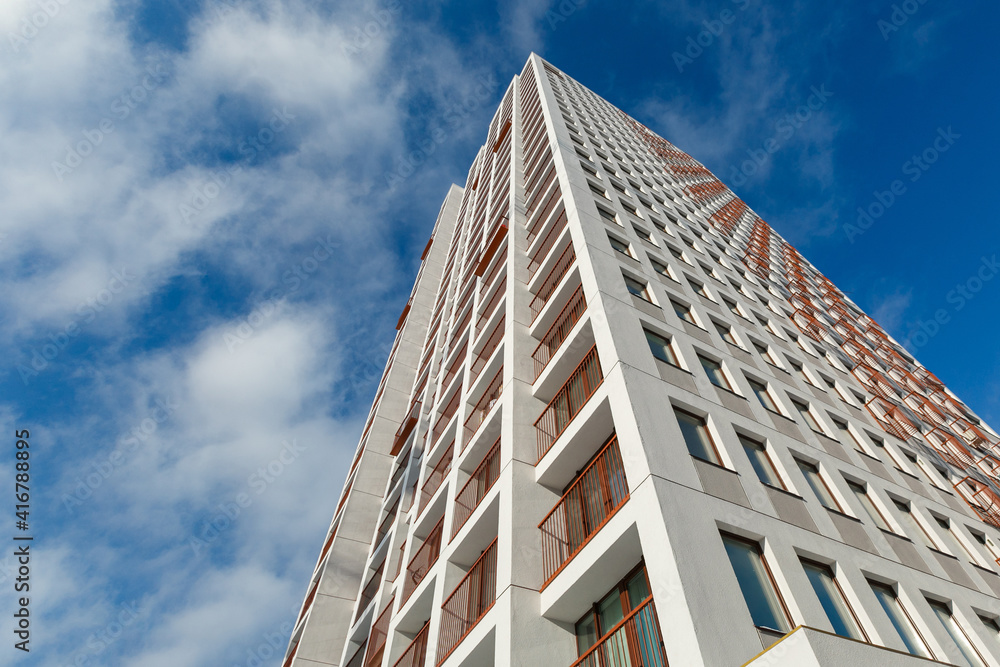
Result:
[0, 0, 997, 664]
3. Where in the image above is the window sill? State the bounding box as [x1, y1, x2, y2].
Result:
[713, 384, 746, 401]
[878, 528, 911, 543]
[855, 450, 884, 464]
[656, 360, 692, 374]
[762, 483, 800, 499]
[928, 547, 959, 561]
[690, 454, 730, 472]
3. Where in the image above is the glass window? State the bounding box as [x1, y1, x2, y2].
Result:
[848, 481, 891, 531]
[609, 235, 632, 256]
[651, 259, 672, 279]
[741, 436, 783, 488]
[671, 300, 695, 324]
[574, 565, 655, 657]
[675, 409, 719, 464]
[753, 342, 777, 365]
[933, 515, 978, 562]
[892, 499, 937, 550]
[749, 379, 779, 413]
[792, 399, 824, 433]
[644, 329, 678, 365]
[714, 321, 738, 345]
[624, 275, 650, 300]
[928, 600, 986, 667]
[869, 582, 930, 658]
[699, 355, 730, 390]
[796, 459, 841, 511]
[802, 561, 865, 640]
[722, 534, 790, 632]
[978, 615, 1000, 651]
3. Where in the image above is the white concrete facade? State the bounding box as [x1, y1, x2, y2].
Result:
[284, 55, 1000, 667]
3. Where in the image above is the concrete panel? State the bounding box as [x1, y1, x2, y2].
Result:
[746, 625, 949, 667]
[655, 358, 698, 393]
[826, 510, 878, 554]
[768, 411, 805, 442]
[693, 458, 751, 508]
[882, 531, 931, 573]
[929, 549, 979, 590]
[714, 385, 756, 419]
[630, 293, 665, 321]
[766, 486, 820, 534]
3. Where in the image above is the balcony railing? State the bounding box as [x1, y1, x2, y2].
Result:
[356, 560, 385, 622]
[402, 517, 445, 602]
[530, 244, 576, 322]
[437, 539, 499, 665]
[453, 439, 501, 536]
[532, 285, 586, 381]
[432, 391, 461, 446]
[464, 368, 503, 446]
[419, 450, 453, 515]
[374, 497, 400, 549]
[469, 316, 505, 386]
[393, 621, 429, 667]
[476, 275, 507, 335]
[535, 346, 603, 462]
[364, 596, 395, 667]
[527, 208, 568, 278]
[570, 597, 667, 667]
[539, 437, 628, 585]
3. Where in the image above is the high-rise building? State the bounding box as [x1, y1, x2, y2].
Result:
[282, 54, 1000, 667]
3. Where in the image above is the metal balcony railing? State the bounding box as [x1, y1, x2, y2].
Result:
[532, 285, 586, 381]
[453, 439, 501, 536]
[955, 477, 1000, 530]
[436, 539, 499, 664]
[432, 391, 461, 446]
[539, 436, 628, 585]
[469, 316, 504, 386]
[476, 275, 507, 335]
[392, 621, 429, 667]
[402, 517, 444, 602]
[535, 346, 603, 462]
[364, 596, 394, 667]
[569, 597, 667, 667]
[464, 368, 503, 446]
[529, 243, 576, 322]
[419, 451, 452, 515]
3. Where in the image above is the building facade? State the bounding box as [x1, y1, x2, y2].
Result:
[282, 54, 1000, 667]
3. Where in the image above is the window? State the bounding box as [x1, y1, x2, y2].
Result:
[721, 534, 791, 632]
[792, 399, 824, 433]
[834, 420, 868, 455]
[608, 234, 633, 257]
[714, 321, 738, 345]
[927, 599, 986, 667]
[596, 205, 618, 224]
[870, 582, 930, 657]
[891, 499, 937, 550]
[624, 275, 650, 300]
[823, 376, 850, 403]
[801, 561, 866, 640]
[788, 359, 814, 386]
[633, 225, 654, 243]
[749, 379, 780, 413]
[670, 300, 696, 324]
[978, 615, 1000, 651]
[723, 297, 745, 319]
[644, 329, 678, 366]
[589, 181, 609, 199]
[574, 565, 658, 661]
[667, 245, 685, 261]
[740, 436, 783, 488]
[650, 259, 673, 282]
[675, 408, 720, 464]
[848, 481, 891, 531]
[796, 459, 841, 511]
[932, 515, 978, 562]
[699, 356, 730, 390]
[753, 341, 777, 366]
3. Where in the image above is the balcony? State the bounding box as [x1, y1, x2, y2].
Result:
[373, 498, 399, 557]
[476, 275, 507, 335]
[360, 598, 396, 667]
[530, 244, 576, 323]
[393, 621, 429, 667]
[418, 450, 453, 515]
[527, 208, 568, 280]
[432, 391, 461, 447]
[540, 436, 628, 586]
[536, 346, 603, 462]
[464, 368, 503, 446]
[402, 517, 445, 602]
[532, 285, 586, 381]
[355, 560, 385, 623]
[436, 539, 499, 664]
[570, 597, 666, 667]
[470, 315, 505, 387]
[453, 439, 502, 537]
